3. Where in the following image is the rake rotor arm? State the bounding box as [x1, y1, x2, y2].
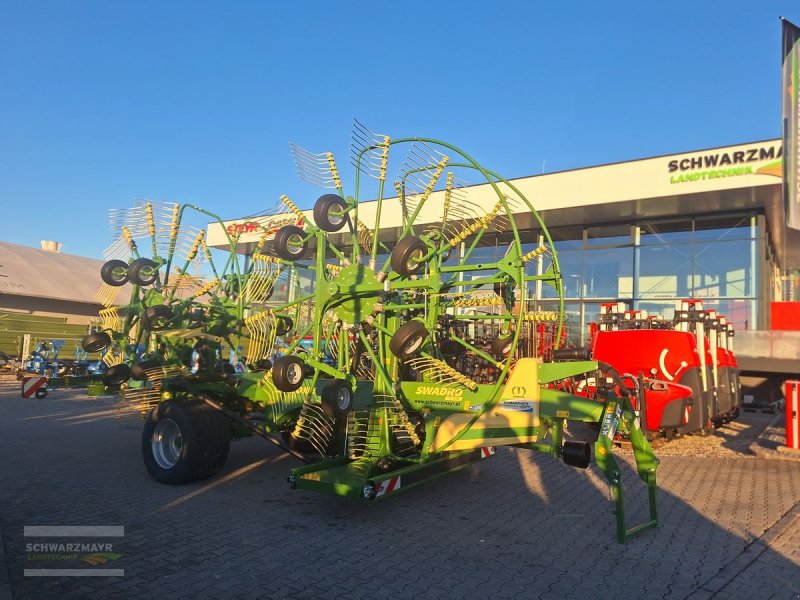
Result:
[193, 391, 312, 464]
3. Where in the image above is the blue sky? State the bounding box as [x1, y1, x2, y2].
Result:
[1, 0, 798, 258]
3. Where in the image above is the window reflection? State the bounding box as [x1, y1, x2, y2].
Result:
[583, 247, 633, 298]
[535, 213, 758, 339]
[637, 245, 693, 299]
[639, 220, 693, 245]
[542, 251, 581, 298]
[693, 239, 753, 297]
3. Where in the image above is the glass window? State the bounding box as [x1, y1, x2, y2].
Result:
[637, 245, 693, 298]
[694, 214, 754, 242]
[582, 247, 633, 298]
[639, 220, 693, 245]
[542, 251, 581, 299]
[582, 303, 606, 345]
[586, 224, 633, 247]
[562, 302, 583, 347]
[462, 242, 497, 265]
[547, 226, 583, 250]
[692, 239, 755, 298]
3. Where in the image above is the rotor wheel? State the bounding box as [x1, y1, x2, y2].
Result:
[103, 363, 131, 386]
[128, 258, 159, 286]
[321, 380, 353, 417]
[141, 305, 174, 331]
[100, 259, 129, 287]
[389, 320, 429, 359]
[272, 355, 306, 392]
[274, 225, 308, 261]
[313, 194, 348, 232]
[275, 316, 294, 337]
[130, 358, 162, 381]
[82, 331, 111, 353]
[390, 236, 428, 277]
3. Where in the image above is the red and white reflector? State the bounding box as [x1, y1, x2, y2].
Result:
[22, 376, 47, 398]
[374, 475, 401, 497]
[480, 446, 496, 458]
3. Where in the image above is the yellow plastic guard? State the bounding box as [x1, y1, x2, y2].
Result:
[429, 358, 541, 451]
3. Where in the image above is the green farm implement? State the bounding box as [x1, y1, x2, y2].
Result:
[87, 122, 659, 542]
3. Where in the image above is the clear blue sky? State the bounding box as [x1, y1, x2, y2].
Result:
[1, 0, 798, 258]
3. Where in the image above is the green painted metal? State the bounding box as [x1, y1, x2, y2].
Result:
[96, 126, 659, 543]
[594, 393, 660, 542]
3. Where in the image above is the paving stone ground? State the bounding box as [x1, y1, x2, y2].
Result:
[0, 383, 799, 599]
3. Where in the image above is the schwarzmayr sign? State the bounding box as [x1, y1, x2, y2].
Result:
[667, 143, 782, 184]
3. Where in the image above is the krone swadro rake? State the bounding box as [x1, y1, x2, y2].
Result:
[88, 123, 659, 543]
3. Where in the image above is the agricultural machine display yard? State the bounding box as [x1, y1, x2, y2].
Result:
[83, 125, 661, 542]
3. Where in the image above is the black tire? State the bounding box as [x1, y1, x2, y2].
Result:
[389, 320, 429, 359]
[390, 236, 427, 277]
[272, 355, 306, 392]
[253, 359, 272, 371]
[35, 388, 48, 399]
[275, 316, 293, 336]
[562, 440, 591, 469]
[274, 225, 307, 261]
[142, 399, 230, 484]
[141, 305, 174, 331]
[100, 260, 129, 287]
[313, 194, 348, 232]
[491, 335, 513, 359]
[82, 331, 111, 353]
[128, 258, 159, 286]
[103, 363, 131, 386]
[130, 359, 162, 381]
[321, 380, 353, 417]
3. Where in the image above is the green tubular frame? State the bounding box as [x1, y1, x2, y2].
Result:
[101, 131, 659, 544]
[284, 134, 658, 542]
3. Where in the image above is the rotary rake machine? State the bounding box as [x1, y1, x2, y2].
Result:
[85, 124, 660, 542]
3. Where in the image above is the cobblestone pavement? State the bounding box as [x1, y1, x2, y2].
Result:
[0, 383, 799, 600]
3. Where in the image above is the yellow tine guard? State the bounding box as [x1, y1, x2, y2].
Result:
[379, 136, 390, 182]
[280, 195, 306, 222]
[326, 152, 342, 189]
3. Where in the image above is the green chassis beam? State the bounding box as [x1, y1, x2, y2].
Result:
[286, 389, 659, 544]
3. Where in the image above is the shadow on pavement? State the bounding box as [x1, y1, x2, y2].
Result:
[0, 387, 799, 599]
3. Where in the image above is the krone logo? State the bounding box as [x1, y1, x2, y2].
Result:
[512, 385, 526, 397]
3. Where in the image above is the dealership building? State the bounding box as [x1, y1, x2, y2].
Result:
[208, 138, 799, 401]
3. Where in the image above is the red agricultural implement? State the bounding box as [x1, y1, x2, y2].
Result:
[588, 301, 741, 439]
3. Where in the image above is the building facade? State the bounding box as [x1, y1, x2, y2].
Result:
[208, 137, 799, 398]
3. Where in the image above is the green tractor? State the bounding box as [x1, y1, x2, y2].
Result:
[87, 123, 659, 543]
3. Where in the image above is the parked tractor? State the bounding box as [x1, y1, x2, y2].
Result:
[86, 124, 660, 542]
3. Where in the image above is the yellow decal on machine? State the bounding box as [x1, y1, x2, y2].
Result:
[414, 385, 464, 404]
[499, 358, 541, 403]
[428, 358, 542, 452]
[414, 386, 464, 397]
